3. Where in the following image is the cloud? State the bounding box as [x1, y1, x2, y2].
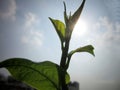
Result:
[25, 12, 40, 28]
[70, 16, 120, 52]
[21, 12, 43, 47]
[80, 77, 119, 90]
[0, 0, 16, 20]
[99, 17, 120, 42]
[90, 16, 120, 48]
[22, 30, 43, 46]
[86, 17, 120, 86]
[70, 16, 120, 88]
[103, 0, 120, 22]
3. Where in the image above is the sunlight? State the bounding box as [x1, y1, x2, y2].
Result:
[73, 18, 88, 37]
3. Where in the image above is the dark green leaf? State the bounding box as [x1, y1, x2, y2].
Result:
[49, 17, 65, 43]
[68, 45, 95, 58]
[0, 58, 70, 90]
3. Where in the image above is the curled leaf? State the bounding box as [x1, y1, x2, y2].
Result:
[65, 45, 94, 70]
[63, 2, 68, 24]
[70, 0, 86, 28]
[64, 0, 86, 41]
[68, 45, 95, 58]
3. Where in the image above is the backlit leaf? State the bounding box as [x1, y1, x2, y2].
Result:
[62, 0, 86, 41]
[69, 0, 86, 30]
[63, 2, 68, 24]
[0, 58, 70, 90]
[49, 17, 65, 43]
[68, 45, 95, 58]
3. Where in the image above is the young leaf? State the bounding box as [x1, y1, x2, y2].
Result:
[70, 0, 86, 28]
[0, 58, 70, 90]
[63, 2, 68, 24]
[68, 0, 86, 31]
[63, 0, 86, 41]
[49, 17, 65, 43]
[68, 45, 95, 58]
[66, 45, 94, 70]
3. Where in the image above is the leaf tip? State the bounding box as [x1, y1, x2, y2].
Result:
[48, 17, 52, 21]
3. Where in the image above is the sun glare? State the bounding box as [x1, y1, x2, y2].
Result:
[73, 18, 88, 37]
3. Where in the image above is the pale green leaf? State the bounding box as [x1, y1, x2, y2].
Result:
[65, 72, 70, 84]
[49, 17, 65, 43]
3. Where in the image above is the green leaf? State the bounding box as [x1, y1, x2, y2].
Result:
[65, 72, 70, 84]
[68, 45, 95, 57]
[0, 58, 70, 90]
[49, 17, 65, 43]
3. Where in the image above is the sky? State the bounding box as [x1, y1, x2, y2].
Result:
[0, 0, 120, 90]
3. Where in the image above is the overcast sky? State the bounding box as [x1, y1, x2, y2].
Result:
[0, 0, 120, 90]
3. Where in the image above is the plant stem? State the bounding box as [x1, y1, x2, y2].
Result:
[60, 41, 69, 68]
[60, 38, 70, 90]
